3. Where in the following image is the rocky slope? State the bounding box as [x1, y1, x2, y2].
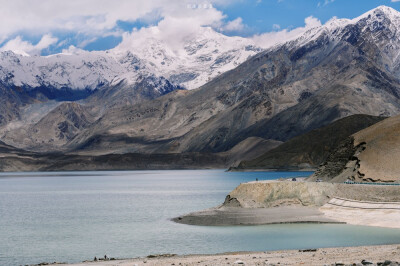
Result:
[311, 114, 400, 183]
[0, 136, 280, 172]
[2, 6, 400, 168]
[57, 5, 400, 155]
[234, 114, 385, 170]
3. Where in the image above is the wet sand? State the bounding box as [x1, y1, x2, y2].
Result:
[172, 206, 341, 226]
[173, 197, 400, 228]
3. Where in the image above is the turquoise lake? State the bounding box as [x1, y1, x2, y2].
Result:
[1, 170, 400, 265]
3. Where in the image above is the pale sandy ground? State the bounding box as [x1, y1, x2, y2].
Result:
[320, 197, 400, 229]
[61, 244, 400, 266]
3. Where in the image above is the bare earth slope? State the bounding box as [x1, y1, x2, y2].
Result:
[234, 114, 384, 170]
[0, 136, 280, 172]
[312, 114, 400, 183]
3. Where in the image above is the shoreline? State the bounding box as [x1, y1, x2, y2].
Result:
[56, 244, 400, 266]
[173, 181, 400, 228]
[227, 167, 316, 172]
[0, 167, 314, 173]
[172, 205, 342, 226]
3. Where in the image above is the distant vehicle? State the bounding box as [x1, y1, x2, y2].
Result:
[344, 179, 355, 184]
[316, 179, 322, 182]
[292, 178, 297, 181]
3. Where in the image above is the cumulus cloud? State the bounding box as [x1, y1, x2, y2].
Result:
[0, 0, 235, 40]
[0, 0, 242, 55]
[0, 34, 58, 56]
[0, 0, 325, 56]
[61, 45, 86, 55]
[0, 0, 161, 38]
[113, 6, 233, 54]
[252, 16, 322, 49]
[223, 17, 245, 32]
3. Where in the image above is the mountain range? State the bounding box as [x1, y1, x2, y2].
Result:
[1, 6, 400, 171]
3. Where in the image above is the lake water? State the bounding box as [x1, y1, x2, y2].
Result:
[1, 170, 400, 265]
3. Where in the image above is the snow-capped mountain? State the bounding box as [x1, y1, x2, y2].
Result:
[3, 5, 400, 158]
[111, 27, 261, 89]
[284, 5, 400, 72]
[0, 27, 261, 93]
[0, 50, 127, 90]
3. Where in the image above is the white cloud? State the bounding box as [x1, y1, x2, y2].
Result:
[0, 34, 58, 56]
[252, 16, 322, 49]
[61, 45, 86, 55]
[0, 0, 241, 55]
[324, 0, 335, 5]
[114, 7, 227, 54]
[273, 24, 281, 30]
[0, 0, 161, 38]
[0, 0, 235, 40]
[0, 0, 325, 56]
[392, 0, 400, 2]
[223, 17, 245, 32]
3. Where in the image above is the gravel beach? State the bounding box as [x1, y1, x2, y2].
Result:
[59, 244, 400, 266]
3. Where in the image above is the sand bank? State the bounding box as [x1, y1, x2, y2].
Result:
[173, 206, 340, 226]
[173, 181, 400, 228]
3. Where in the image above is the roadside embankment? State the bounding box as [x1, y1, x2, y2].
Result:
[226, 181, 400, 208]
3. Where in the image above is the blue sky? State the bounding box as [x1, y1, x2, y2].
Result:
[0, 0, 399, 55]
[217, 0, 400, 35]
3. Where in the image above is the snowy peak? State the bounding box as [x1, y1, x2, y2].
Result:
[1, 6, 400, 94]
[111, 26, 261, 89]
[356, 5, 400, 22]
[0, 50, 127, 90]
[286, 5, 400, 53]
[0, 26, 261, 92]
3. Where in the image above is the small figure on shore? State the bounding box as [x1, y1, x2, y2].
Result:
[94, 256, 97, 261]
[256, 178, 258, 182]
[104, 255, 108, 260]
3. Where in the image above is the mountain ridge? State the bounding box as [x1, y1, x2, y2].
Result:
[2, 6, 400, 167]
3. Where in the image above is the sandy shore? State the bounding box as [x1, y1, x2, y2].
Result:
[173, 197, 400, 228]
[172, 206, 341, 226]
[59, 244, 400, 266]
[173, 181, 400, 228]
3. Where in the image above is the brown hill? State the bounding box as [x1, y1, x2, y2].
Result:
[311, 114, 400, 183]
[235, 114, 385, 170]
